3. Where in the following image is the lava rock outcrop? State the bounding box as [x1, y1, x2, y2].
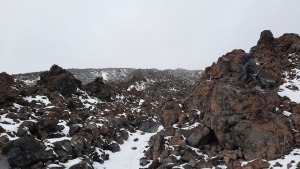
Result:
[37, 64, 82, 98]
[82, 77, 115, 101]
[142, 30, 300, 168]
[184, 30, 300, 166]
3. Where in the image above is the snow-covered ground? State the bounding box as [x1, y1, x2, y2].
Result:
[278, 68, 300, 103]
[45, 126, 163, 169]
[94, 126, 163, 169]
[242, 148, 300, 169]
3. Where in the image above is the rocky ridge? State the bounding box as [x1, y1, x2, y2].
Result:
[141, 30, 300, 169]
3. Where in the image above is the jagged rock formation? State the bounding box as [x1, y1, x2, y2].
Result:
[142, 30, 300, 169]
[37, 64, 82, 98]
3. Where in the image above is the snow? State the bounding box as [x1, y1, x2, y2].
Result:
[13, 103, 22, 110]
[24, 95, 52, 105]
[268, 148, 300, 169]
[102, 71, 108, 81]
[283, 111, 292, 117]
[62, 158, 85, 169]
[0, 114, 21, 133]
[46, 163, 63, 168]
[181, 122, 201, 130]
[241, 148, 300, 169]
[94, 126, 163, 169]
[278, 69, 300, 103]
[0, 123, 20, 133]
[139, 99, 145, 106]
[46, 137, 71, 143]
[127, 81, 147, 91]
[77, 89, 102, 109]
[22, 79, 38, 86]
[0, 133, 19, 141]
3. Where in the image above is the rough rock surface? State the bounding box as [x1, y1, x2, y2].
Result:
[0, 72, 21, 104]
[37, 64, 82, 98]
[82, 77, 115, 101]
[185, 30, 300, 161]
[142, 30, 300, 168]
[1, 137, 48, 168]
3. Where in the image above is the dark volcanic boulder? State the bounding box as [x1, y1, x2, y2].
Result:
[161, 99, 183, 127]
[0, 72, 20, 103]
[37, 64, 82, 98]
[1, 137, 47, 168]
[82, 77, 115, 101]
[135, 115, 160, 133]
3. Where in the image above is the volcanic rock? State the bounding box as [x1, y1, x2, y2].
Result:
[134, 115, 160, 133]
[82, 77, 115, 101]
[37, 64, 82, 98]
[161, 99, 183, 127]
[0, 72, 20, 104]
[142, 30, 300, 168]
[1, 137, 47, 168]
[183, 30, 300, 161]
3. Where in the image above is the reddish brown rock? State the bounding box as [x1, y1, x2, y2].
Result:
[161, 100, 182, 127]
[182, 30, 299, 162]
[0, 72, 20, 104]
[82, 77, 115, 101]
[169, 131, 187, 147]
[37, 64, 82, 98]
[295, 133, 300, 146]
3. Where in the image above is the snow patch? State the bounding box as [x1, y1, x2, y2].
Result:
[99, 126, 163, 169]
[46, 137, 72, 143]
[283, 111, 292, 117]
[24, 95, 52, 105]
[241, 148, 300, 169]
[278, 69, 300, 103]
[181, 122, 201, 130]
[102, 71, 108, 81]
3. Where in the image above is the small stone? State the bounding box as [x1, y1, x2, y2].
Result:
[131, 147, 137, 150]
[140, 157, 149, 166]
[274, 162, 282, 167]
[133, 138, 139, 142]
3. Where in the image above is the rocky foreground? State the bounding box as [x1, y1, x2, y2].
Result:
[0, 66, 200, 169]
[1, 30, 300, 169]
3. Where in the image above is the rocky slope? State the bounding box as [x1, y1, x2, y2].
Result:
[1, 30, 300, 169]
[0, 66, 200, 169]
[141, 30, 300, 169]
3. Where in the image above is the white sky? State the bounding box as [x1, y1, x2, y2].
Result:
[1, 0, 300, 74]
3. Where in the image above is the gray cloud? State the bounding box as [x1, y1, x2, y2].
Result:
[1, 0, 300, 74]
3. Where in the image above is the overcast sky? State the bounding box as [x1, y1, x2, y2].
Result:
[1, 0, 300, 74]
